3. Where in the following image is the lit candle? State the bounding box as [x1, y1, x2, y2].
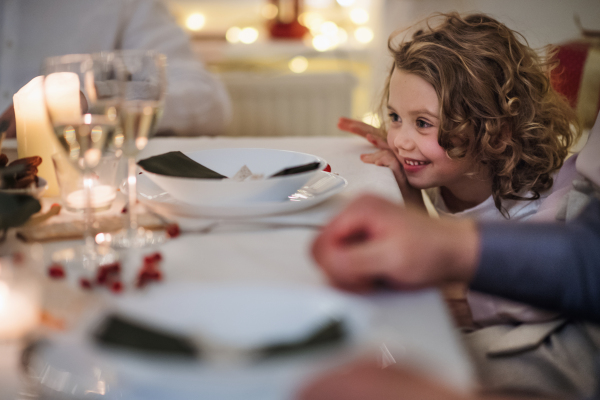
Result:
[0, 281, 39, 340]
[13, 76, 66, 197]
[66, 185, 117, 210]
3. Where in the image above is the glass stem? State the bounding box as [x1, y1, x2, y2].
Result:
[127, 156, 139, 232]
[83, 169, 95, 254]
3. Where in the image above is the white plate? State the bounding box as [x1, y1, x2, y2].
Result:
[136, 170, 347, 218]
[28, 283, 371, 400]
[141, 148, 326, 205]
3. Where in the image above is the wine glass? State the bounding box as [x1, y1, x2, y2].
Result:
[43, 53, 120, 273]
[109, 50, 167, 249]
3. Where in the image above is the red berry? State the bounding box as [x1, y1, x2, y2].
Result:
[79, 278, 92, 290]
[121, 206, 128, 214]
[166, 223, 180, 238]
[48, 264, 65, 279]
[143, 252, 163, 264]
[110, 281, 123, 293]
[101, 262, 121, 274]
[323, 164, 331, 173]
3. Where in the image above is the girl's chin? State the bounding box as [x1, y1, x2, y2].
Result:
[406, 178, 433, 190]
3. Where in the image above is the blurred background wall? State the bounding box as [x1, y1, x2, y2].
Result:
[163, 0, 600, 136]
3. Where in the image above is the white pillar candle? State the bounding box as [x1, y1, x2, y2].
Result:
[43, 72, 81, 125]
[0, 281, 39, 340]
[12, 76, 64, 197]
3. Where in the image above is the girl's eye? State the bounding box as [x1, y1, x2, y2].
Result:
[416, 119, 432, 128]
[388, 112, 400, 123]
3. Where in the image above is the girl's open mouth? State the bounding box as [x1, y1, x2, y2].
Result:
[403, 158, 430, 172]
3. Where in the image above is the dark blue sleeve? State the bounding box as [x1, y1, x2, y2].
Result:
[471, 198, 600, 323]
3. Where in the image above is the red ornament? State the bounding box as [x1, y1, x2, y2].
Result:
[323, 164, 332, 173]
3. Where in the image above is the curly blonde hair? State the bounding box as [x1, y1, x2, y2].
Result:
[380, 12, 580, 213]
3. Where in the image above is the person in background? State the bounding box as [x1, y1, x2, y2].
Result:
[298, 193, 600, 400]
[0, 0, 231, 138]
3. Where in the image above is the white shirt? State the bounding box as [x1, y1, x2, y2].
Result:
[426, 187, 558, 326]
[426, 187, 545, 222]
[0, 0, 231, 136]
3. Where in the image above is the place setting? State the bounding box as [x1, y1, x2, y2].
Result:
[131, 148, 347, 219]
[22, 281, 378, 400]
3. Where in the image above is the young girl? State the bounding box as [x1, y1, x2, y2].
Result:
[341, 12, 579, 223]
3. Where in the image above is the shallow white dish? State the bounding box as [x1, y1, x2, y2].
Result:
[0, 176, 48, 198]
[28, 283, 370, 400]
[141, 148, 326, 205]
[136, 170, 347, 218]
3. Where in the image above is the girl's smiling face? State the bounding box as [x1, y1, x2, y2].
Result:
[386, 68, 488, 198]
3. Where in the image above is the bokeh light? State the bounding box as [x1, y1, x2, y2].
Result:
[239, 27, 259, 44]
[354, 26, 374, 43]
[337, 0, 356, 6]
[289, 56, 309, 73]
[186, 13, 206, 31]
[226, 26, 241, 43]
[312, 35, 333, 52]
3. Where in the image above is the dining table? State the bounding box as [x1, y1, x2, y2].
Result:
[0, 135, 475, 399]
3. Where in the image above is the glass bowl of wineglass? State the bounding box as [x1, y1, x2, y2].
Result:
[43, 53, 120, 274]
[109, 50, 167, 249]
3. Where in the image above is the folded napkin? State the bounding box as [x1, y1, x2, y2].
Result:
[137, 151, 227, 179]
[95, 314, 198, 358]
[138, 151, 322, 180]
[0, 192, 41, 231]
[94, 313, 346, 360]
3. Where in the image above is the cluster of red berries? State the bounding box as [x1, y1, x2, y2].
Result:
[136, 252, 164, 288]
[83, 262, 123, 293]
[47, 251, 165, 293]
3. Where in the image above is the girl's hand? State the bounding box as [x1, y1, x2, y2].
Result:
[360, 150, 424, 207]
[338, 117, 389, 150]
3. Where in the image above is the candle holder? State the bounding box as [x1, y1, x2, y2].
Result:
[52, 151, 120, 213]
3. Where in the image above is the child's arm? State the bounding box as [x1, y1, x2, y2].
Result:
[360, 149, 425, 209]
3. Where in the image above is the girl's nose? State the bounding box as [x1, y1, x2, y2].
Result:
[393, 128, 414, 151]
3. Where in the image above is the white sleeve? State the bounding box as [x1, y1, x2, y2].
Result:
[119, 0, 231, 136]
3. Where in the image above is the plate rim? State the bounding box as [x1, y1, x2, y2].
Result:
[135, 170, 348, 218]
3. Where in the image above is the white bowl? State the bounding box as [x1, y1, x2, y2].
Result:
[0, 177, 48, 199]
[140, 148, 326, 205]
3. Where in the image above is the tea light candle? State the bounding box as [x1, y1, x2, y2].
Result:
[13, 76, 65, 197]
[66, 185, 117, 210]
[0, 281, 39, 340]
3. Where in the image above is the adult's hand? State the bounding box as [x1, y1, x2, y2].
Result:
[0, 105, 16, 139]
[311, 195, 480, 293]
[296, 360, 470, 400]
[297, 359, 549, 400]
[338, 117, 388, 150]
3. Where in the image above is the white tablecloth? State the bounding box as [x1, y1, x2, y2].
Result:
[3, 136, 475, 398]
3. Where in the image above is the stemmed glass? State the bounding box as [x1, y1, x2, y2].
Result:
[43, 53, 120, 272]
[109, 50, 167, 248]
